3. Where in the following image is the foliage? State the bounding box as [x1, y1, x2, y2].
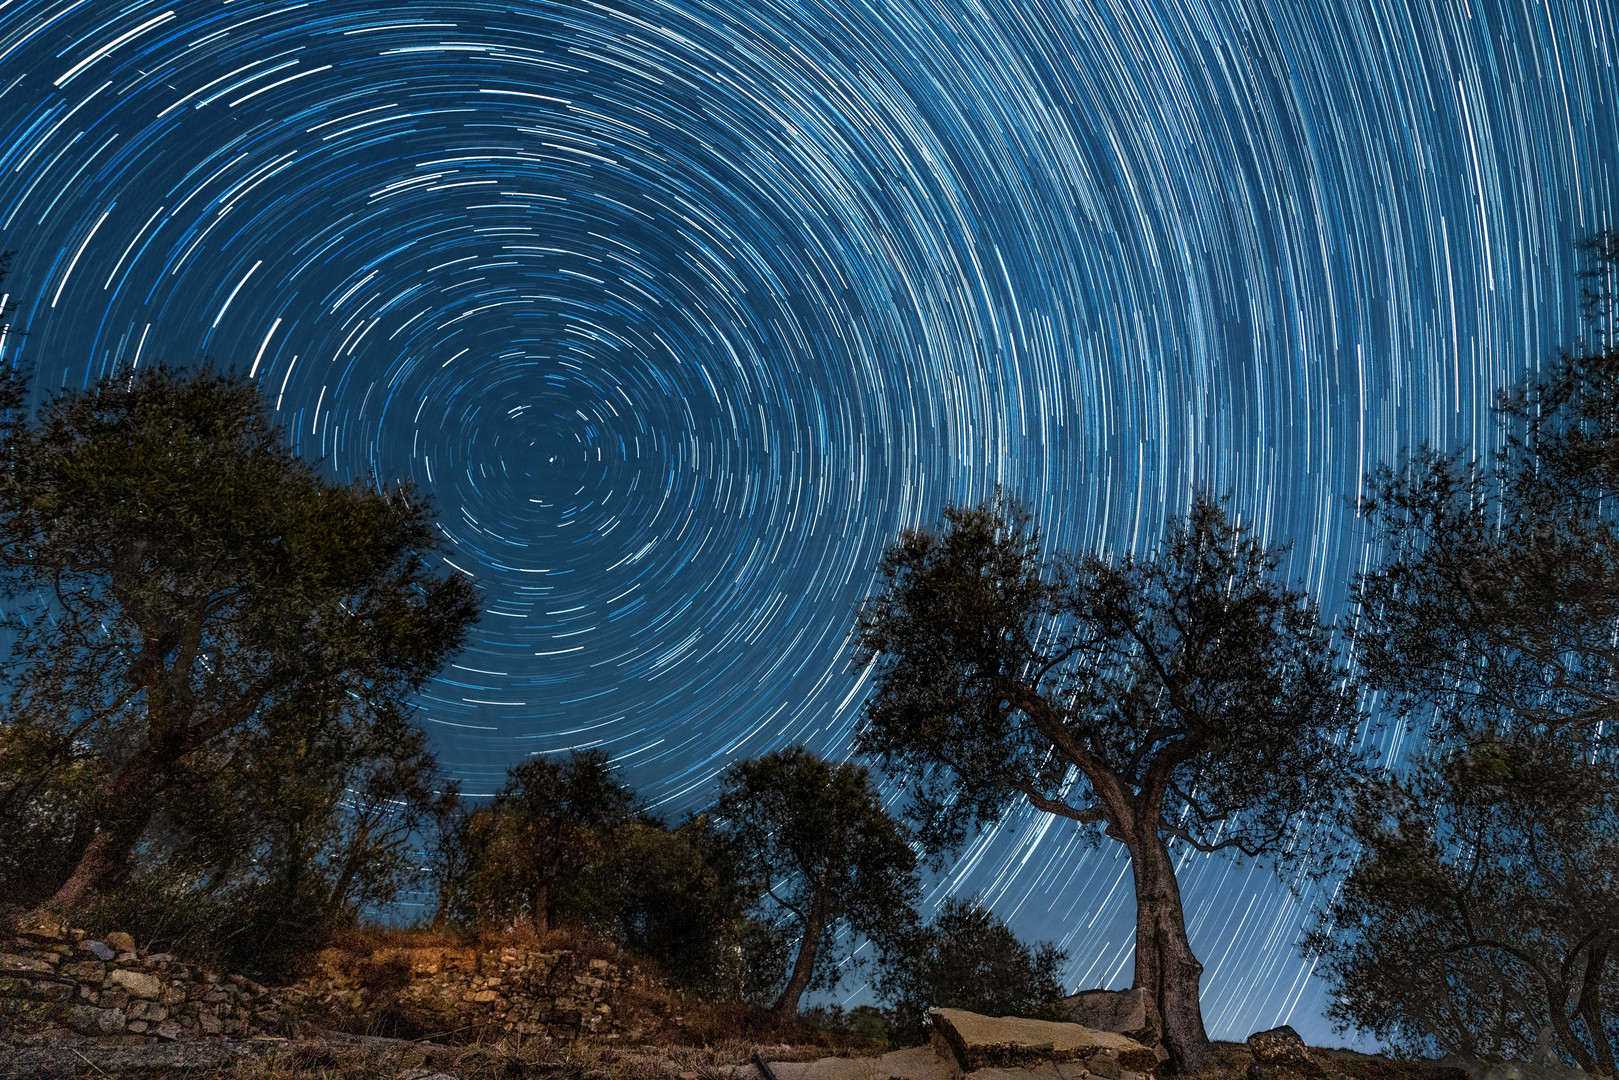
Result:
[1304, 735, 1617, 1073]
[1356, 231, 1619, 741]
[0, 363, 476, 974]
[112, 703, 453, 978]
[876, 896, 1068, 1045]
[801, 1002, 894, 1044]
[854, 494, 1366, 1071]
[431, 756, 779, 1001]
[712, 746, 920, 1015]
[737, 908, 795, 1005]
[440, 749, 636, 934]
[0, 724, 104, 910]
[856, 494, 1364, 860]
[604, 815, 752, 998]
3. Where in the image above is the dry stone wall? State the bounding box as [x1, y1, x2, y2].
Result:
[1, 925, 283, 1046]
[288, 939, 652, 1039]
[0, 922, 661, 1053]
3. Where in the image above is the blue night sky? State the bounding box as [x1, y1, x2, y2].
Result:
[0, 0, 1614, 1046]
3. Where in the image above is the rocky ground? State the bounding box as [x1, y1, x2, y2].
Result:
[0, 921, 1562, 1080]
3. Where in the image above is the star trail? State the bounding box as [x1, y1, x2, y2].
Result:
[0, 0, 1614, 1046]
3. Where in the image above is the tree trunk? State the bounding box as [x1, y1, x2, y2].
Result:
[1128, 831, 1210, 1074]
[432, 894, 450, 933]
[1547, 977, 1599, 1078]
[772, 891, 828, 1016]
[1574, 940, 1614, 1079]
[328, 823, 371, 914]
[38, 748, 166, 919]
[46, 825, 130, 916]
[530, 881, 549, 935]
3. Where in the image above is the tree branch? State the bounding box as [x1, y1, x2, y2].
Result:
[1011, 781, 1105, 824]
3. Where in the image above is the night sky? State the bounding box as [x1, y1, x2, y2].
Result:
[0, 0, 1615, 1046]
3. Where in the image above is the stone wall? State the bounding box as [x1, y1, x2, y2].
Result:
[0, 924, 283, 1046]
[0, 924, 659, 1051]
[285, 938, 652, 1040]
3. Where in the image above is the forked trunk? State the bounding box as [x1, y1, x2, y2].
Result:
[1574, 942, 1614, 1079]
[1129, 832, 1210, 1074]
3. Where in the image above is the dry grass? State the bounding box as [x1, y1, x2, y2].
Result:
[163, 1033, 791, 1080]
[319, 921, 623, 964]
[70, 1035, 1460, 1080]
[1314, 1049, 1469, 1080]
[1167, 1040, 1468, 1080]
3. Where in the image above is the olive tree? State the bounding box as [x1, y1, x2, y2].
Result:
[441, 749, 637, 934]
[0, 364, 479, 919]
[1305, 736, 1616, 1074]
[855, 496, 1367, 1072]
[1335, 232, 1619, 1075]
[712, 746, 919, 1016]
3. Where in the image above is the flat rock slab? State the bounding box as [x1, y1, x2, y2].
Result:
[767, 1059, 887, 1080]
[1056, 990, 1160, 1048]
[930, 1009, 1157, 1075]
[970, 1064, 1100, 1080]
[761, 1045, 961, 1080]
[878, 1045, 963, 1080]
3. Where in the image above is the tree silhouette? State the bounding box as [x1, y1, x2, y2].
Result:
[0, 364, 479, 919]
[856, 495, 1367, 1072]
[713, 746, 918, 1015]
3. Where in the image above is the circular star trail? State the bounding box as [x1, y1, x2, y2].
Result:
[0, 0, 1613, 1044]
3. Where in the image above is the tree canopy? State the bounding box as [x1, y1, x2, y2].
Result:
[440, 748, 637, 934]
[0, 364, 480, 920]
[1357, 232, 1619, 740]
[1306, 734, 1617, 1073]
[712, 745, 919, 1016]
[856, 495, 1367, 1071]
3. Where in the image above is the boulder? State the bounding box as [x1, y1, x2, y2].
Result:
[1246, 1026, 1324, 1080]
[1056, 989, 1162, 1050]
[930, 1007, 1158, 1075]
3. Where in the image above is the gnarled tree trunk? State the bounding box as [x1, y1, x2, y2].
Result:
[772, 887, 828, 1015]
[1128, 828, 1210, 1074]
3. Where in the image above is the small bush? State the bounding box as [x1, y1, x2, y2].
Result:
[876, 896, 1067, 1045]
